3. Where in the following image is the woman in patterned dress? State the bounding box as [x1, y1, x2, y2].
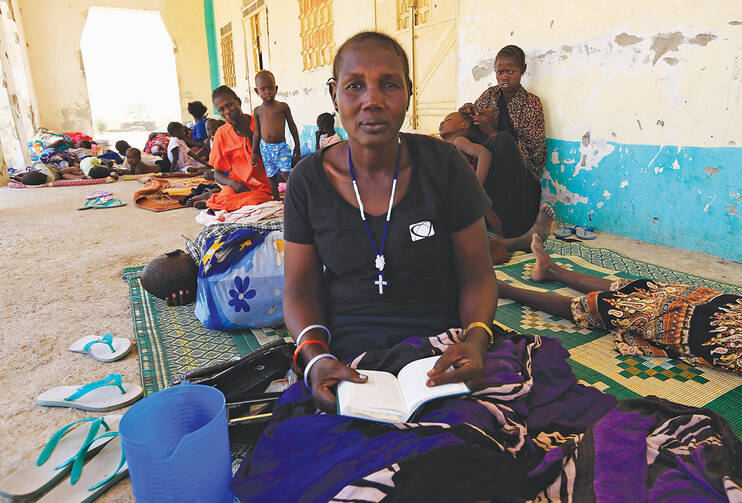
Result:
[497, 234, 742, 376]
[459, 45, 546, 240]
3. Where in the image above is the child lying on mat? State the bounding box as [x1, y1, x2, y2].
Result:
[498, 233, 742, 376]
[139, 222, 282, 309]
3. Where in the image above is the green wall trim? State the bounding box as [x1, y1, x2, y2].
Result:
[203, 0, 220, 100]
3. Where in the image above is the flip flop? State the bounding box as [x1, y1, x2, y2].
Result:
[37, 432, 128, 503]
[86, 191, 113, 201]
[37, 374, 142, 412]
[0, 416, 121, 500]
[553, 223, 574, 239]
[574, 226, 597, 240]
[69, 334, 133, 363]
[77, 198, 126, 210]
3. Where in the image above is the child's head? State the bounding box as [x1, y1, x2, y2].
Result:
[187, 101, 208, 120]
[139, 250, 198, 301]
[329, 32, 412, 146]
[438, 112, 473, 140]
[115, 140, 131, 156]
[77, 140, 92, 149]
[88, 165, 110, 179]
[494, 45, 526, 93]
[316, 112, 335, 132]
[254, 70, 277, 103]
[126, 147, 142, 166]
[21, 170, 48, 185]
[205, 118, 225, 139]
[212, 85, 243, 126]
[167, 121, 187, 139]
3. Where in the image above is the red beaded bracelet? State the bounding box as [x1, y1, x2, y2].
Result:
[292, 339, 329, 374]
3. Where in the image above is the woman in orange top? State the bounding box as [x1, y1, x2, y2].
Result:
[206, 86, 273, 211]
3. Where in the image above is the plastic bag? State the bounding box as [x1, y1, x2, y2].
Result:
[195, 228, 284, 330]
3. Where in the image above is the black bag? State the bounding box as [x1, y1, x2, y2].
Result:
[170, 339, 295, 425]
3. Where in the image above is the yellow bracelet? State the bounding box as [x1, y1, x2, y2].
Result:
[463, 321, 494, 347]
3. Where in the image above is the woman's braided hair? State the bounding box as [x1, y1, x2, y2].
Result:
[495, 45, 526, 70]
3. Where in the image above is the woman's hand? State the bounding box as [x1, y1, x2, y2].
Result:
[308, 357, 368, 412]
[458, 102, 476, 115]
[473, 109, 496, 136]
[426, 337, 487, 390]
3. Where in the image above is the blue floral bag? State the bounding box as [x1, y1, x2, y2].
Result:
[195, 228, 285, 330]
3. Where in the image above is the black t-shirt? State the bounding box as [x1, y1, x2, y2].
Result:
[284, 133, 490, 352]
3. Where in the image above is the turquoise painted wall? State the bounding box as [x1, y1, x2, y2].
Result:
[298, 125, 347, 156]
[543, 139, 741, 262]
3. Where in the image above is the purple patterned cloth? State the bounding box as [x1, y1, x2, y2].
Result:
[232, 330, 742, 502]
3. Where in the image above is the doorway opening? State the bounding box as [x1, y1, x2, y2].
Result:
[80, 7, 181, 148]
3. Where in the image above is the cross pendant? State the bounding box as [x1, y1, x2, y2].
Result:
[374, 273, 388, 295]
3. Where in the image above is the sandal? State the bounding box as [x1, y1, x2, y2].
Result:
[36, 432, 128, 503]
[37, 374, 142, 412]
[86, 191, 113, 201]
[553, 223, 574, 239]
[69, 334, 133, 363]
[78, 198, 126, 210]
[574, 226, 597, 240]
[0, 416, 121, 500]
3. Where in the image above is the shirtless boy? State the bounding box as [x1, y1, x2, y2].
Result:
[251, 70, 301, 200]
[122, 147, 160, 175]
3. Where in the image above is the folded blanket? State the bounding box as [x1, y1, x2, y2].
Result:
[195, 201, 284, 226]
[134, 176, 208, 212]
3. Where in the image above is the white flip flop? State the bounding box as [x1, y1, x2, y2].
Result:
[0, 415, 121, 500]
[37, 374, 143, 412]
[69, 334, 132, 363]
[37, 432, 128, 503]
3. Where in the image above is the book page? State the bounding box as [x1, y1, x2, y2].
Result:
[398, 356, 469, 421]
[337, 370, 407, 422]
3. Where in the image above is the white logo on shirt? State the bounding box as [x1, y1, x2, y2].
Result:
[409, 221, 435, 241]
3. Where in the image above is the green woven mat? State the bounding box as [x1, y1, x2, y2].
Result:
[122, 264, 290, 396]
[494, 239, 742, 437]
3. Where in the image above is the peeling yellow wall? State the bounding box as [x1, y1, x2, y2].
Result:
[457, 0, 741, 148]
[18, 0, 211, 132]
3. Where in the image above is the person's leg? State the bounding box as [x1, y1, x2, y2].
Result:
[269, 174, 280, 201]
[497, 279, 574, 319]
[530, 233, 613, 293]
[496, 204, 555, 252]
[482, 132, 541, 238]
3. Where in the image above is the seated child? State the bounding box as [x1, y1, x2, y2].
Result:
[439, 111, 554, 262]
[119, 147, 161, 175]
[188, 101, 209, 144]
[115, 140, 131, 157]
[499, 234, 742, 376]
[314, 112, 341, 151]
[166, 122, 201, 173]
[251, 70, 301, 200]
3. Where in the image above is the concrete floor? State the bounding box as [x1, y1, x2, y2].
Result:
[0, 179, 740, 502]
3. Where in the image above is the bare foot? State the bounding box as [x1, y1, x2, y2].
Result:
[530, 233, 554, 282]
[530, 204, 555, 243]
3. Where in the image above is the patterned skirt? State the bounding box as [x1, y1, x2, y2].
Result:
[571, 279, 742, 375]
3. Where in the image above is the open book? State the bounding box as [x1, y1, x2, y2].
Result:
[337, 356, 470, 423]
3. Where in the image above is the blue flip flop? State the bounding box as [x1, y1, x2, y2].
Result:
[553, 223, 574, 239]
[574, 226, 597, 240]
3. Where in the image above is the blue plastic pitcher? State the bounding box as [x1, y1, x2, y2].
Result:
[119, 384, 234, 502]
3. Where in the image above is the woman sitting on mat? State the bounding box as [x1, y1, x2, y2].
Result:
[439, 110, 554, 263]
[498, 233, 742, 376]
[231, 31, 616, 502]
[204, 86, 273, 212]
[459, 45, 546, 240]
